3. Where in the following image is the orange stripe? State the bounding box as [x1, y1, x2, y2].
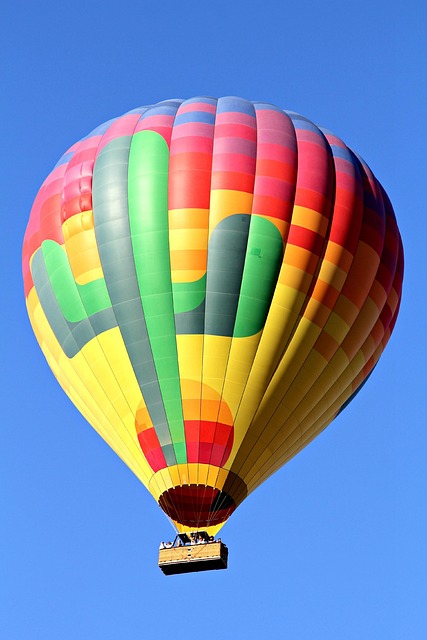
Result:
[169, 209, 209, 230]
[170, 249, 207, 271]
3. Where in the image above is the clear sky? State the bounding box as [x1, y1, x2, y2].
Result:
[1, 1, 426, 638]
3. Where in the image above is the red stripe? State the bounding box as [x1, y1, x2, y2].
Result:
[211, 171, 255, 193]
[287, 225, 325, 254]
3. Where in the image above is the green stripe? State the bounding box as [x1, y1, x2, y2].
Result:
[234, 216, 284, 337]
[128, 130, 186, 463]
[41, 240, 111, 322]
[172, 274, 206, 313]
[93, 135, 177, 465]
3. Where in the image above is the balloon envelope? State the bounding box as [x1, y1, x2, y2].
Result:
[23, 96, 403, 534]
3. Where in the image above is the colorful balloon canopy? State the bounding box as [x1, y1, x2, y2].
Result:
[23, 96, 404, 534]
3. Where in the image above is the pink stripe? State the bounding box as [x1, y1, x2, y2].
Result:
[178, 102, 216, 114]
[70, 135, 102, 153]
[295, 128, 327, 146]
[96, 114, 141, 154]
[323, 132, 347, 148]
[171, 122, 214, 139]
[214, 123, 257, 142]
[134, 114, 174, 132]
[256, 109, 293, 131]
[170, 135, 214, 155]
[257, 129, 296, 150]
[212, 152, 256, 174]
[257, 142, 296, 163]
[254, 175, 296, 201]
[213, 136, 256, 157]
[295, 141, 330, 193]
[40, 175, 65, 200]
[41, 164, 67, 189]
[215, 111, 256, 127]
[67, 147, 97, 169]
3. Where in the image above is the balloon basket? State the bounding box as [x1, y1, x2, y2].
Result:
[158, 532, 228, 575]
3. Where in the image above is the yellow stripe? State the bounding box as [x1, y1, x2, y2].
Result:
[62, 211, 104, 285]
[291, 205, 329, 234]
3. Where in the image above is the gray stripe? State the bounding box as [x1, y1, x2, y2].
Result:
[174, 299, 206, 334]
[31, 249, 117, 358]
[205, 214, 251, 336]
[92, 137, 174, 457]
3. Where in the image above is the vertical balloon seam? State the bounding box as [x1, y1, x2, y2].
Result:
[164, 98, 211, 528]
[243, 160, 398, 489]
[171, 96, 216, 523]
[192, 96, 241, 529]
[191, 97, 219, 528]
[158, 103, 183, 529]
[57, 121, 155, 484]
[128, 131, 185, 460]
[169, 98, 207, 527]
[127, 122, 178, 477]
[225, 113, 336, 500]
[167, 103, 188, 521]
[199, 97, 255, 527]
[129, 102, 188, 522]
[146, 99, 196, 525]
[201, 94, 231, 479]
[187, 97, 223, 527]
[179, 97, 219, 529]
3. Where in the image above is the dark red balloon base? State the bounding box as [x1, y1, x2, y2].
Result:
[158, 483, 241, 528]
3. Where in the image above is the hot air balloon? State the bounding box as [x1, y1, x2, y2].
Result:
[23, 96, 403, 574]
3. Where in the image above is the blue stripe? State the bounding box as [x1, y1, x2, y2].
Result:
[217, 96, 255, 116]
[254, 102, 283, 113]
[87, 118, 118, 137]
[54, 151, 73, 168]
[183, 96, 217, 106]
[286, 112, 322, 135]
[125, 106, 153, 116]
[139, 101, 182, 119]
[174, 111, 215, 126]
[329, 145, 353, 161]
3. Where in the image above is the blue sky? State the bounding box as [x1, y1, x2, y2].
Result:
[1, 1, 426, 638]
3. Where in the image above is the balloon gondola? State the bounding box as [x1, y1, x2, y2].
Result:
[158, 531, 228, 575]
[23, 96, 403, 573]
